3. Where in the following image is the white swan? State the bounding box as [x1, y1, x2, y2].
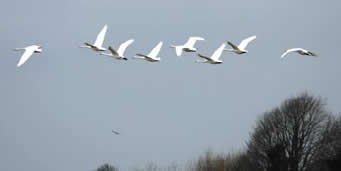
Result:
[225, 35, 256, 54]
[196, 43, 226, 64]
[80, 25, 108, 52]
[134, 41, 163, 62]
[170, 36, 205, 56]
[100, 39, 134, 60]
[14, 45, 42, 67]
[281, 48, 317, 58]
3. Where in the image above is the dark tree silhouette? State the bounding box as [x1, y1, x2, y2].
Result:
[247, 93, 331, 171]
[312, 115, 341, 171]
[95, 163, 118, 171]
[192, 149, 260, 171]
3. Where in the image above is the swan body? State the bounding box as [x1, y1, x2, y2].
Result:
[14, 45, 42, 67]
[281, 48, 317, 58]
[134, 41, 163, 62]
[100, 39, 134, 60]
[196, 43, 226, 64]
[225, 35, 256, 54]
[81, 25, 108, 52]
[170, 37, 205, 56]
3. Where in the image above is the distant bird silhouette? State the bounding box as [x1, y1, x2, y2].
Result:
[112, 130, 120, 135]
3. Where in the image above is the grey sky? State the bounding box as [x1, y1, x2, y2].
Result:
[0, 0, 340, 170]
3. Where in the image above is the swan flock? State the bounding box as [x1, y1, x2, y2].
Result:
[14, 25, 318, 67]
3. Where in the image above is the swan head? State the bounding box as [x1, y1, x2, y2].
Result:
[215, 60, 223, 64]
[237, 50, 248, 54]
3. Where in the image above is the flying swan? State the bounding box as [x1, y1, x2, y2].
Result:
[14, 45, 43, 67]
[170, 36, 205, 56]
[281, 48, 317, 58]
[196, 43, 226, 64]
[100, 39, 135, 60]
[80, 25, 108, 52]
[225, 35, 256, 54]
[134, 41, 163, 62]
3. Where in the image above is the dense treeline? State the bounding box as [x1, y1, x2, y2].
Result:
[95, 93, 341, 171]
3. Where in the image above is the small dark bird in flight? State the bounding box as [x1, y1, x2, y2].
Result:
[112, 130, 120, 135]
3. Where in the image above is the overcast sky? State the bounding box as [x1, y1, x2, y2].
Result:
[0, 0, 340, 170]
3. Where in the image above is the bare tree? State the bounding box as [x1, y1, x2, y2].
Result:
[247, 93, 331, 171]
[191, 149, 259, 171]
[95, 163, 119, 171]
[312, 115, 341, 171]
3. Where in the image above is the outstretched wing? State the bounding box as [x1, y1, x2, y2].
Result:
[281, 48, 301, 58]
[211, 43, 226, 61]
[94, 25, 108, 47]
[148, 41, 163, 58]
[184, 36, 205, 48]
[238, 35, 256, 50]
[117, 39, 134, 56]
[175, 46, 183, 56]
[108, 46, 119, 56]
[17, 48, 35, 67]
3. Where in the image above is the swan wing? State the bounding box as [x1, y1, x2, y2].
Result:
[211, 43, 226, 61]
[238, 35, 256, 50]
[281, 48, 301, 58]
[94, 25, 108, 47]
[17, 47, 35, 67]
[184, 36, 204, 48]
[175, 46, 183, 56]
[148, 41, 163, 58]
[117, 39, 134, 56]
